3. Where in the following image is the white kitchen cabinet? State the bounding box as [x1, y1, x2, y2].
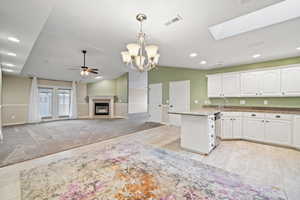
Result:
[221, 118, 232, 139]
[220, 112, 242, 139]
[232, 118, 242, 138]
[261, 69, 281, 96]
[265, 119, 291, 145]
[222, 73, 240, 97]
[243, 118, 265, 141]
[281, 66, 300, 96]
[207, 74, 222, 97]
[293, 116, 300, 148]
[240, 71, 261, 97]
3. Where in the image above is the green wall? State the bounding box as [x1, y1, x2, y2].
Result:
[87, 73, 128, 103]
[148, 56, 300, 110]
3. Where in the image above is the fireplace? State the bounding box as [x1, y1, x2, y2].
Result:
[94, 103, 109, 115]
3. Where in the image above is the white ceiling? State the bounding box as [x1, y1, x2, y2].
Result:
[1, 0, 300, 81]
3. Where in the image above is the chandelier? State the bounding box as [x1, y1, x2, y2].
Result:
[121, 13, 160, 72]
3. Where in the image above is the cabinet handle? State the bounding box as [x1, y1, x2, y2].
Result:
[261, 120, 265, 123]
[169, 105, 173, 108]
[275, 115, 281, 118]
[251, 114, 256, 117]
[265, 120, 270, 123]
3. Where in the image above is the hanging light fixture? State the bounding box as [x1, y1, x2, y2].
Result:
[121, 13, 160, 72]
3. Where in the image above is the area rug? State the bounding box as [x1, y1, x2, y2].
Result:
[20, 141, 286, 200]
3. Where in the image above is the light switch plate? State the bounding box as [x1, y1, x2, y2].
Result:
[264, 100, 268, 105]
[204, 100, 211, 105]
[240, 100, 246, 105]
[194, 100, 199, 104]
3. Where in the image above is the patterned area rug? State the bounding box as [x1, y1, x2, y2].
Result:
[20, 142, 286, 200]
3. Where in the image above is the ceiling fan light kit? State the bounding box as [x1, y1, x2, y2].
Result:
[69, 50, 99, 77]
[121, 13, 160, 72]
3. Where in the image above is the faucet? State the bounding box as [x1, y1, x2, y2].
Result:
[218, 96, 229, 111]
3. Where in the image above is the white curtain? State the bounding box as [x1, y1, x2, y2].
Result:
[28, 77, 41, 123]
[70, 81, 78, 119]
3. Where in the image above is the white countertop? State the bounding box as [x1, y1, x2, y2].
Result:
[168, 111, 219, 116]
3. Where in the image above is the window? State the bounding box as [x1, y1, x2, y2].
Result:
[57, 89, 71, 117]
[39, 88, 53, 118]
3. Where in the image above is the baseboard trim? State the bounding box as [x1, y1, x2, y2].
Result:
[3, 121, 27, 127]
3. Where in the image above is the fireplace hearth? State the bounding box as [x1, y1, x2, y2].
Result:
[94, 103, 109, 115]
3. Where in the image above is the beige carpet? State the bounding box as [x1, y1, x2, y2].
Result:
[0, 118, 162, 167]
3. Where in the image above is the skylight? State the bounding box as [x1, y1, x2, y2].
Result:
[209, 0, 300, 40]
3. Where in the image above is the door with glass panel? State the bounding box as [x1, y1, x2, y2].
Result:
[57, 89, 71, 117]
[39, 88, 54, 119]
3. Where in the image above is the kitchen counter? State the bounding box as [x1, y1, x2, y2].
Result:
[202, 105, 300, 115]
[168, 111, 219, 116]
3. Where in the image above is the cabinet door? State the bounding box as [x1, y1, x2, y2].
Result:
[265, 120, 291, 145]
[261, 69, 281, 96]
[222, 73, 240, 97]
[281, 67, 300, 96]
[243, 118, 265, 141]
[241, 71, 261, 97]
[232, 118, 243, 139]
[207, 74, 222, 97]
[221, 118, 233, 139]
[293, 116, 300, 148]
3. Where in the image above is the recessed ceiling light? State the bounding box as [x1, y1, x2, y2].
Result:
[200, 60, 207, 65]
[7, 52, 17, 57]
[2, 63, 16, 67]
[95, 76, 103, 79]
[297, 47, 300, 50]
[189, 53, 197, 58]
[8, 37, 20, 43]
[252, 54, 261, 58]
[2, 68, 14, 73]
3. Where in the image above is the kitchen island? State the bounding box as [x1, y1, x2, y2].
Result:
[169, 111, 220, 155]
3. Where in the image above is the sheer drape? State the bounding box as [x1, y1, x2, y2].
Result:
[28, 77, 41, 123]
[70, 81, 78, 119]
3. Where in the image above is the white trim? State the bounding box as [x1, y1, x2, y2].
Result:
[2, 104, 28, 107]
[3, 121, 27, 126]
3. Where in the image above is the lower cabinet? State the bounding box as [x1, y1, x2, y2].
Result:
[243, 118, 265, 141]
[221, 117, 242, 139]
[293, 116, 300, 148]
[265, 120, 291, 145]
[220, 112, 295, 148]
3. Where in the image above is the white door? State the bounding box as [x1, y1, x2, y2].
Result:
[221, 118, 233, 139]
[148, 83, 162, 123]
[243, 118, 265, 141]
[222, 73, 240, 97]
[169, 80, 190, 126]
[241, 71, 261, 97]
[261, 69, 281, 96]
[207, 74, 222, 97]
[281, 66, 300, 96]
[265, 120, 291, 145]
[232, 118, 242, 139]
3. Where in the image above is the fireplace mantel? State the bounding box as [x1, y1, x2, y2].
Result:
[88, 96, 115, 118]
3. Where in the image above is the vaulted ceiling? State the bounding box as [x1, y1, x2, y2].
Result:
[1, 0, 300, 81]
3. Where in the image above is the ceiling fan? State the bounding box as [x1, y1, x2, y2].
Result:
[68, 50, 99, 76]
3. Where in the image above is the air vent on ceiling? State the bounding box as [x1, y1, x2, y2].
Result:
[164, 14, 183, 26]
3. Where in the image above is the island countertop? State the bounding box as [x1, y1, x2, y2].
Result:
[168, 111, 219, 116]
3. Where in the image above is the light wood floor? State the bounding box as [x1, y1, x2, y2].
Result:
[0, 125, 299, 200]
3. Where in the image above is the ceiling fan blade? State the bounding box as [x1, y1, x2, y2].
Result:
[90, 71, 98, 74]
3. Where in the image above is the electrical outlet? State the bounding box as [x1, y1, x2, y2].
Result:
[204, 100, 211, 105]
[166, 99, 169, 104]
[264, 100, 268, 105]
[11, 115, 15, 119]
[240, 100, 246, 105]
[194, 100, 199, 104]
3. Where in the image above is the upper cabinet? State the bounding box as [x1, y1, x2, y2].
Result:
[241, 69, 281, 97]
[207, 74, 222, 97]
[281, 67, 300, 96]
[207, 64, 300, 98]
[241, 71, 261, 97]
[207, 73, 240, 98]
[222, 73, 241, 97]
